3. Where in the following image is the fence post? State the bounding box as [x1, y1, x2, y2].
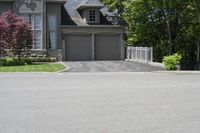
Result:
[127, 46, 130, 59]
[132, 47, 136, 61]
[150, 47, 153, 62]
[130, 46, 132, 60]
[131, 47, 133, 60]
[134, 47, 136, 61]
[145, 47, 147, 63]
[140, 47, 142, 62]
[127, 46, 153, 63]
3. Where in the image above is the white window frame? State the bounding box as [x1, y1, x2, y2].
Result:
[21, 13, 42, 50]
[87, 9, 99, 23]
[89, 10, 96, 22]
[47, 14, 57, 50]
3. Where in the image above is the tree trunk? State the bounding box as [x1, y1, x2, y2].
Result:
[195, 0, 200, 69]
[196, 38, 200, 70]
[166, 20, 173, 54]
[161, 0, 174, 54]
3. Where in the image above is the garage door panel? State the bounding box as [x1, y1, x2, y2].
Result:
[96, 48, 119, 59]
[67, 50, 91, 60]
[65, 34, 121, 61]
[96, 48, 119, 51]
[95, 35, 121, 60]
[96, 45, 119, 48]
[67, 36, 91, 46]
[67, 46, 91, 48]
[65, 35, 92, 61]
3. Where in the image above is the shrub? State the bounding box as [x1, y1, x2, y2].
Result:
[23, 58, 33, 65]
[0, 56, 57, 67]
[162, 53, 182, 70]
[0, 58, 25, 66]
[23, 57, 57, 63]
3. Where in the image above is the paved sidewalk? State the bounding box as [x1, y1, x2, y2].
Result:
[63, 61, 164, 72]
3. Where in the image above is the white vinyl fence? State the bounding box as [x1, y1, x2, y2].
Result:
[126, 46, 153, 63]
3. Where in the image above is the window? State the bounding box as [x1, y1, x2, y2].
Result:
[21, 13, 42, 49]
[89, 10, 96, 22]
[47, 14, 57, 50]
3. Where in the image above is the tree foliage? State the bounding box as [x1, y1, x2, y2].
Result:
[103, 0, 200, 69]
[102, 0, 126, 16]
[0, 10, 33, 58]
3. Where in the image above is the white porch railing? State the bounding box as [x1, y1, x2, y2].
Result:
[126, 46, 153, 63]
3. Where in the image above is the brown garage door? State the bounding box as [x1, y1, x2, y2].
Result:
[95, 34, 121, 60]
[65, 34, 92, 61]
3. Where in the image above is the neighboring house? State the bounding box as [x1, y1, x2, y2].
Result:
[0, 0, 125, 61]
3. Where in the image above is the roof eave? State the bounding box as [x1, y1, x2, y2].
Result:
[0, 0, 14, 2]
[77, 5, 104, 10]
[46, 0, 66, 3]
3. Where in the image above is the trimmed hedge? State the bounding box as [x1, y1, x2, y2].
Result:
[0, 57, 57, 67]
[26, 57, 57, 63]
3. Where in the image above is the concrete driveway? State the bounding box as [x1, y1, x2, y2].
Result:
[0, 72, 200, 133]
[63, 61, 164, 72]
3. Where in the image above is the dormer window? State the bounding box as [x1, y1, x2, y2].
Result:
[87, 9, 99, 24]
[76, 0, 104, 24]
[89, 10, 96, 22]
[79, 9, 100, 24]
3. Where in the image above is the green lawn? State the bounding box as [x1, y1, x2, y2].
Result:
[0, 63, 65, 72]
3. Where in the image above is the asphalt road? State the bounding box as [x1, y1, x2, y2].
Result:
[0, 72, 200, 133]
[63, 61, 164, 72]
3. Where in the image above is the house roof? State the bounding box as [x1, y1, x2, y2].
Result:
[64, 0, 114, 26]
[0, 0, 13, 1]
[64, 0, 85, 26]
[0, 0, 66, 3]
[46, 0, 66, 3]
[77, 0, 104, 10]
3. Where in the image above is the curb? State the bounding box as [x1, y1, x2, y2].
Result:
[155, 71, 200, 74]
[0, 72, 58, 75]
[125, 60, 165, 68]
[0, 62, 68, 75]
[149, 62, 165, 68]
[57, 62, 70, 73]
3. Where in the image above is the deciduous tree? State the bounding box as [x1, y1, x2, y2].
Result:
[104, 0, 200, 69]
[0, 10, 33, 59]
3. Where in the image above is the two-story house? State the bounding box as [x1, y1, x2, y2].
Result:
[0, 0, 125, 61]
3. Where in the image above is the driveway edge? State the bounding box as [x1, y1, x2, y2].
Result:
[57, 62, 70, 73]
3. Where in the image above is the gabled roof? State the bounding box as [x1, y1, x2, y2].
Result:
[64, 0, 85, 26]
[77, 0, 104, 10]
[65, 0, 106, 26]
[64, 0, 125, 26]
